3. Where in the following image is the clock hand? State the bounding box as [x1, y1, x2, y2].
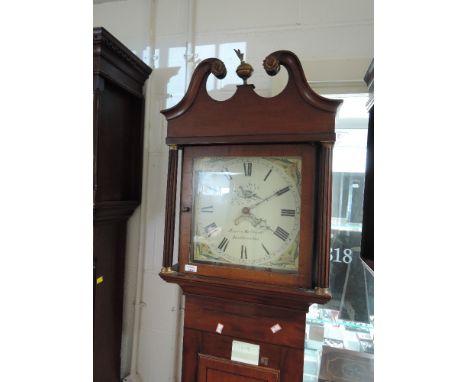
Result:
[248, 186, 290, 209]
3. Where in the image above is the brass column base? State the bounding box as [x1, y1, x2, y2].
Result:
[314, 287, 331, 297]
[160, 266, 175, 274]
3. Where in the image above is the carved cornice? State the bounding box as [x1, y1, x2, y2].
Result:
[263, 50, 342, 113]
[93, 27, 152, 78]
[161, 51, 341, 121]
[161, 51, 342, 146]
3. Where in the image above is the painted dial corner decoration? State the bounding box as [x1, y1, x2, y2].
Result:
[192, 156, 301, 271]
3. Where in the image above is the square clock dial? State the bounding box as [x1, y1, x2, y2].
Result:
[192, 156, 301, 271]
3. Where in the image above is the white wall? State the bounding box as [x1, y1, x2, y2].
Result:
[93, 0, 373, 381]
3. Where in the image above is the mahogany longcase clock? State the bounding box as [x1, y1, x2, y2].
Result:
[159, 51, 342, 382]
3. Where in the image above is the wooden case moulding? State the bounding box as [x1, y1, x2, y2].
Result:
[93, 27, 152, 97]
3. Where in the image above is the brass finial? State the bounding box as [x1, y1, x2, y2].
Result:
[234, 49, 244, 62]
[234, 49, 253, 85]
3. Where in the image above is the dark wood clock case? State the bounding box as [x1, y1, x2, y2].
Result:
[93, 27, 152, 382]
[159, 51, 341, 382]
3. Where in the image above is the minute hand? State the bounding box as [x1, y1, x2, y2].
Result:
[249, 186, 290, 209]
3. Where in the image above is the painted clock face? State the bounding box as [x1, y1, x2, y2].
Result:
[191, 156, 301, 271]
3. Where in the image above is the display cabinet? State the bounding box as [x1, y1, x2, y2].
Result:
[361, 59, 374, 269]
[302, 92, 374, 382]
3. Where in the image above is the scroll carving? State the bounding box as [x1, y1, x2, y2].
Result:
[162, 58, 227, 120]
[210, 59, 227, 79]
[263, 51, 340, 113]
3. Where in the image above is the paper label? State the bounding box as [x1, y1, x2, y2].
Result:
[231, 340, 260, 366]
[184, 264, 198, 273]
[270, 323, 282, 333]
[216, 323, 224, 334]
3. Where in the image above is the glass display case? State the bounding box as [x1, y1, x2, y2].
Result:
[303, 94, 374, 382]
